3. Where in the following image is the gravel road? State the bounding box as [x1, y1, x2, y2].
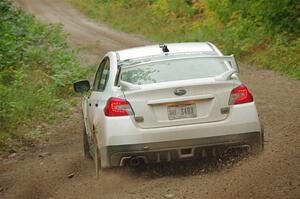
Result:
[1, 0, 299, 198]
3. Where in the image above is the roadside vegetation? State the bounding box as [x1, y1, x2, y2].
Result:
[0, 0, 87, 153]
[69, 0, 300, 79]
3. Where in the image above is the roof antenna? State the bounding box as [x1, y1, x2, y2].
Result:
[159, 43, 169, 53]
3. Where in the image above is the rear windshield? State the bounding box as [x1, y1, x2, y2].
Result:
[120, 58, 229, 85]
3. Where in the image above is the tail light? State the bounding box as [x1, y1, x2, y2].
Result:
[104, 97, 133, 117]
[229, 85, 253, 105]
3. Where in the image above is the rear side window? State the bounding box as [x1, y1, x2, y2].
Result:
[120, 58, 229, 85]
[93, 57, 110, 91]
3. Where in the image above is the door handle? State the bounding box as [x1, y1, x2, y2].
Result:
[89, 103, 91, 106]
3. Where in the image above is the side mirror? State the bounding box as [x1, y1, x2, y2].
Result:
[73, 80, 90, 93]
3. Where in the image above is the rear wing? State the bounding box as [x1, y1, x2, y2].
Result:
[200, 55, 240, 81]
[202, 55, 239, 72]
[117, 55, 239, 88]
[119, 55, 239, 71]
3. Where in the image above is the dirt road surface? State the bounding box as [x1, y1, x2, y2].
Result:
[1, 0, 299, 198]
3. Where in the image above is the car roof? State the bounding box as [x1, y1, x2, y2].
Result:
[116, 42, 218, 61]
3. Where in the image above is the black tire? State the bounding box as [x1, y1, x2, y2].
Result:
[261, 125, 265, 150]
[93, 134, 100, 177]
[251, 130, 264, 155]
[83, 123, 92, 160]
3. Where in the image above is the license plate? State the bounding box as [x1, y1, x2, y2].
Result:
[167, 104, 197, 120]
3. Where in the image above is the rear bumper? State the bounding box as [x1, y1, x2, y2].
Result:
[107, 131, 262, 167]
[96, 102, 262, 167]
[101, 102, 261, 145]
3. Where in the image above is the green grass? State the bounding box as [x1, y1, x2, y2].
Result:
[68, 0, 300, 80]
[0, 0, 87, 153]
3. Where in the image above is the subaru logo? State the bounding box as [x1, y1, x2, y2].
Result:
[174, 88, 186, 96]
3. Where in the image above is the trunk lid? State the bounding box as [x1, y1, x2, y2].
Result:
[122, 79, 239, 129]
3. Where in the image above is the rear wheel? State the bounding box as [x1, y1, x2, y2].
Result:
[92, 133, 100, 177]
[250, 130, 264, 154]
[83, 122, 92, 160]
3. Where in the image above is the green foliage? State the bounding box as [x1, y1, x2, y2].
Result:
[197, 0, 300, 79]
[0, 0, 86, 152]
[207, 0, 300, 36]
[69, 0, 299, 79]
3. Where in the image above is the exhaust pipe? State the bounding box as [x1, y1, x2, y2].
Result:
[129, 156, 146, 166]
[120, 156, 131, 166]
[130, 157, 143, 166]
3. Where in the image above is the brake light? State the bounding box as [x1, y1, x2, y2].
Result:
[229, 85, 253, 105]
[104, 97, 133, 117]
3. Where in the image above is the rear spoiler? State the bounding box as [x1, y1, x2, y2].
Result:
[213, 55, 239, 81]
[117, 55, 239, 89]
[119, 55, 239, 71]
[187, 55, 239, 72]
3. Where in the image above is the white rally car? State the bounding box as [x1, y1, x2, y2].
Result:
[74, 42, 263, 173]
